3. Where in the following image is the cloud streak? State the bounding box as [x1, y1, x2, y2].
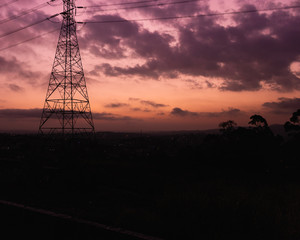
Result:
[0, 109, 139, 122]
[0, 108, 42, 118]
[104, 103, 129, 108]
[92, 112, 139, 121]
[262, 97, 300, 114]
[140, 100, 168, 108]
[170, 107, 242, 118]
[8, 84, 24, 92]
[0, 56, 42, 87]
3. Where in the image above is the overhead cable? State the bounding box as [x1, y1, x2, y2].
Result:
[0, 28, 60, 52]
[78, 5, 300, 24]
[0, 0, 59, 25]
[1, 4, 299, 51]
[84, 0, 160, 8]
[0, 0, 19, 9]
[83, 0, 202, 13]
[0, 11, 63, 40]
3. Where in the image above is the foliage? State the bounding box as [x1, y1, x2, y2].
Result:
[219, 120, 237, 133]
[284, 109, 300, 133]
[248, 114, 268, 128]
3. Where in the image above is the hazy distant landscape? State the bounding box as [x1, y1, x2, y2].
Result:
[1, 121, 300, 239]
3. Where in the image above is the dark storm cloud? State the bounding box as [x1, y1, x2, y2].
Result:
[98, 61, 161, 79]
[79, 14, 140, 58]
[85, 4, 300, 92]
[140, 100, 168, 108]
[262, 97, 300, 114]
[0, 108, 42, 118]
[170, 107, 241, 117]
[104, 103, 129, 108]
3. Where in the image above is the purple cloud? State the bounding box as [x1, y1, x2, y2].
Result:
[104, 102, 129, 108]
[262, 97, 300, 114]
[79, 14, 140, 58]
[0, 108, 42, 118]
[93, 112, 139, 121]
[140, 100, 168, 108]
[0, 56, 42, 86]
[171, 107, 199, 117]
[8, 84, 24, 92]
[170, 107, 241, 117]
[83, 4, 300, 92]
[0, 108, 140, 122]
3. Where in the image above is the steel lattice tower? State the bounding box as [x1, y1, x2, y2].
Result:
[39, 0, 94, 135]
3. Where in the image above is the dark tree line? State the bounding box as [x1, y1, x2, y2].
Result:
[284, 109, 300, 133]
[205, 109, 300, 173]
[219, 109, 300, 136]
[1, 111, 300, 240]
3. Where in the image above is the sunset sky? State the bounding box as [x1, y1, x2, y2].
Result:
[0, 0, 300, 132]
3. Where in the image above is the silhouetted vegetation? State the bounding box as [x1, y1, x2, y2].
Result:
[218, 120, 237, 133]
[1, 111, 300, 239]
[284, 109, 300, 134]
[249, 114, 268, 127]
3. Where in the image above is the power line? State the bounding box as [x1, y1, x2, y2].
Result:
[83, 0, 202, 13]
[83, 0, 160, 8]
[0, 13, 60, 40]
[1, 4, 299, 51]
[0, 28, 60, 52]
[78, 5, 300, 24]
[0, 0, 18, 9]
[0, 0, 60, 25]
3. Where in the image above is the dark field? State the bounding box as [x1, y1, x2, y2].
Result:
[1, 129, 300, 239]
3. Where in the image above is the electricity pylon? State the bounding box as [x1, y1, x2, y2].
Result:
[39, 0, 95, 135]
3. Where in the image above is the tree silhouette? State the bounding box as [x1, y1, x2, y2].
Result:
[248, 114, 268, 128]
[284, 109, 300, 132]
[219, 120, 237, 133]
[290, 109, 300, 124]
